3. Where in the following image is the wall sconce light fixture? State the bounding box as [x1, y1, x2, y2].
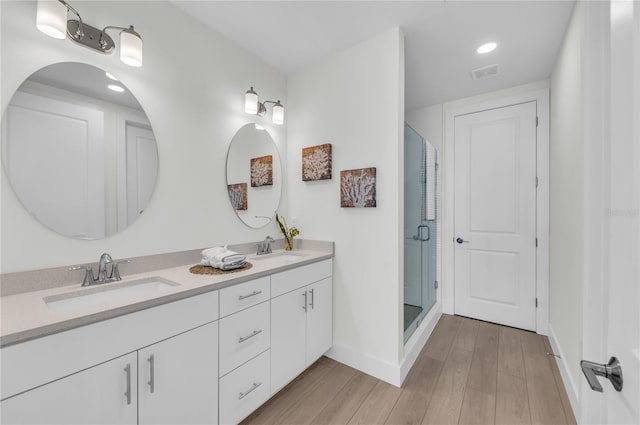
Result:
[244, 86, 284, 125]
[36, 0, 143, 67]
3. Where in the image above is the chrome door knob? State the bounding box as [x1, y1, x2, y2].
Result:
[456, 237, 470, 244]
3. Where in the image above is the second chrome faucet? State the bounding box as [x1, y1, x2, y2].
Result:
[70, 253, 131, 287]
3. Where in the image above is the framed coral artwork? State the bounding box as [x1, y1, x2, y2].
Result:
[340, 167, 376, 208]
[302, 143, 332, 181]
[250, 155, 273, 187]
[228, 183, 248, 210]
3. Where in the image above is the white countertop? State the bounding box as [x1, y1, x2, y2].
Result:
[0, 249, 332, 347]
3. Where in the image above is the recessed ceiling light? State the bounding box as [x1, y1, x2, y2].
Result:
[105, 72, 119, 81]
[108, 84, 125, 93]
[477, 42, 497, 54]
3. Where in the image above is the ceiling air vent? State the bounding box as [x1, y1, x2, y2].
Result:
[471, 64, 500, 80]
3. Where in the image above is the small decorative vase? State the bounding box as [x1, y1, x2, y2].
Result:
[284, 239, 293, 251]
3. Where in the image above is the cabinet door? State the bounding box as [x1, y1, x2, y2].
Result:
[138, 321, 218, 425]
[306, 278, 333, 365]
[0, 353, 137, 425]
[270, 288, 307, 394]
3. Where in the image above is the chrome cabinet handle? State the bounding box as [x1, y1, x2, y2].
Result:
[238, 290, 262, 301]
[124, 363, 132, 405]
[303, 291, 308, 312]
[238, 382, 262, 400]
[238, 329, 263, 343]
[581, 356, 623, 392]
[309, 288, 315, 310]
[148, 354, 155, 393]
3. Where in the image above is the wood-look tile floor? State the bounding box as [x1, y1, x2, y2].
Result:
[242, 314, 577, 425]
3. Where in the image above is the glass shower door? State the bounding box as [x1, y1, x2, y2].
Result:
[404, 124, 424, 340]
[404, 124, 437, 343]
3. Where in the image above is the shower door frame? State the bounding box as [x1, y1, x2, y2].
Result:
[403, 124, 438, 344]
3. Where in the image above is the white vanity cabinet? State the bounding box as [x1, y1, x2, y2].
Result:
[1, 255, 333, 425]
[1, 352, 138, 425]
[270, 260, 333, 394]
[0, 291, 219, 425]
[1, 322, 219, 425]
[138, 321, 219, 425]
[218, 278, 272, 425]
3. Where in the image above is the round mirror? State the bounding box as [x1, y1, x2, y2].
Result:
[226, 124, 282, 228]
[1, 62, 158, 240]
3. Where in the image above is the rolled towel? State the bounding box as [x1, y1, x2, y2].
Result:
[219, 260, 246, 271]
[210, 258, 246, 270]
[200, 246, 228, 266]
[210, 250, 245, 264]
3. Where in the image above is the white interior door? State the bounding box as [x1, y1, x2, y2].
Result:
[2, 91, 105, 239]
[581, 1, 640, 423]
[454, 102, 537, 331]
[125, 124, 157, 224]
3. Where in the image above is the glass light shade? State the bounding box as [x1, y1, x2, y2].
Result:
[272, 102, 284, 125]
[245, 88, 259, 115]
[36, 0, 67, 39]
[120, 30, 143, 67]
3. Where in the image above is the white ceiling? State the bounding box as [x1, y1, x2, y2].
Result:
[173, 1, 575, 111]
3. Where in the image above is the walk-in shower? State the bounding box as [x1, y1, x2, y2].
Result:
[403, 123, 438, 343]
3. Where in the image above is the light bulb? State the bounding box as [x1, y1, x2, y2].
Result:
[36, 0, 67, 39]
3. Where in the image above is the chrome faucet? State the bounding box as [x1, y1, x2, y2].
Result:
[98, 253, 112, 282]
[70, 253, 131, 286]
[256, 236, 275, 255]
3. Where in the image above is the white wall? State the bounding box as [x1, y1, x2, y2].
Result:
[1, 1, 287, 273]
[406, 104, 443, 152]
[549, 0, 584, 394]
[287, 28, 405, 384]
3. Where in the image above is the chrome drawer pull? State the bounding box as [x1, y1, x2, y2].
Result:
[238, 290, 263, 301]
[238, 329, 263, 343]
[238, 382, 262, 400]
[148, 354, 155, 394]
[124, 364, 132, 405]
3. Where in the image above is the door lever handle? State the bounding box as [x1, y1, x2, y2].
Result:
[580, 356, 623, 392]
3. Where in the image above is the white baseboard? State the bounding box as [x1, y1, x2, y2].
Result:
[548, 324, 581, 423]
[326, 304, 443, 388]
[399, 303, 442, 384]
[325, 343, 403, 387]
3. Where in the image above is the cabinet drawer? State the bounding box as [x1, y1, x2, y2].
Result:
[219, 276, 270, 318]
[219, 301, 270, 377]
[271, 259, 332, 297]
[219, 350, 270, 425]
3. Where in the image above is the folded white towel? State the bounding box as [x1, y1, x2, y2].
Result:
[202, 246, 227, 257]
[200, 246, 246, 269]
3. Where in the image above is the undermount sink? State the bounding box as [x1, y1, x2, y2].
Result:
[251, 251, 307, 262]
[44, 277, 180, 311]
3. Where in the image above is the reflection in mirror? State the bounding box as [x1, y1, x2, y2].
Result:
[226, 124, 282, 228]
[1, 62, 158, 239]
